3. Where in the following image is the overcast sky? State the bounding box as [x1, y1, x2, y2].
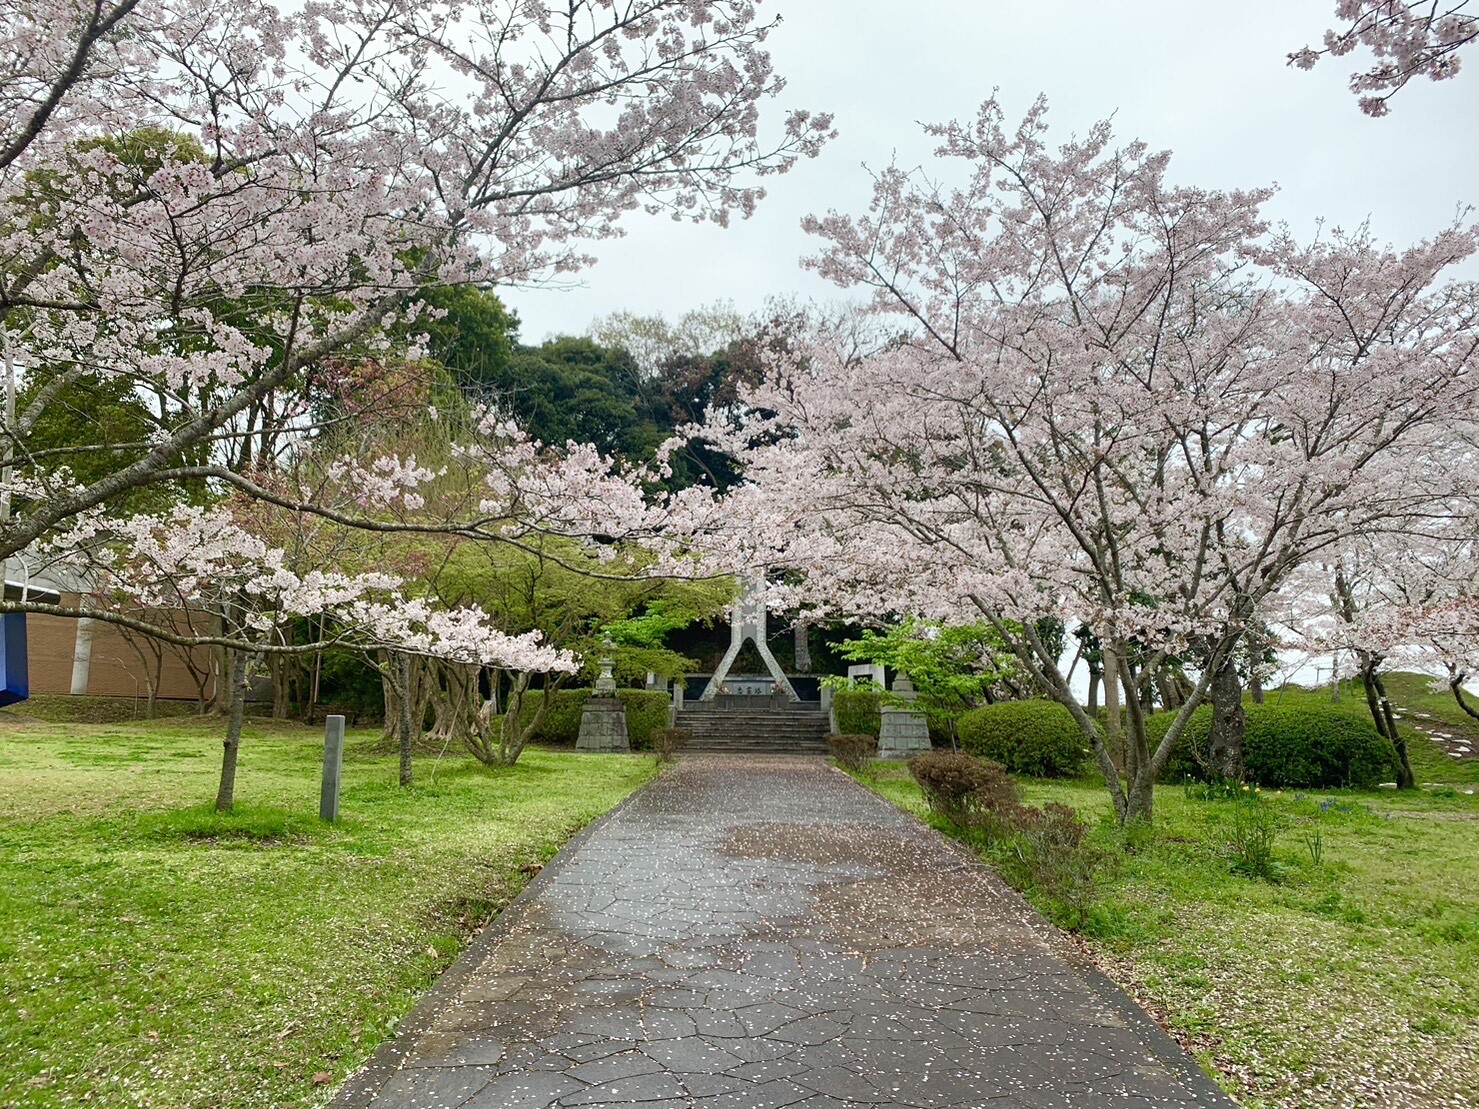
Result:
[503, 0, 1479, 343]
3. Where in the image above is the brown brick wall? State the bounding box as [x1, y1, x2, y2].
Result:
[20, 597, 218, 702]
[23, 610, 81, 695]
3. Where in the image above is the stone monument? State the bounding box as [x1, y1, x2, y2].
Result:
[878, 673, 932, 759]
[576, 650, 629, 753]
[700, 575, 799, 701]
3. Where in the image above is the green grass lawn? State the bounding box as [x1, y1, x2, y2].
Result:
[0, 709, 657, 1108]
[855, 706, 1479, 1108]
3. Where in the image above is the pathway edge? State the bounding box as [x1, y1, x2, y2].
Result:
[823, 762, 1236, 1106]
[331, 759, 666, 1107]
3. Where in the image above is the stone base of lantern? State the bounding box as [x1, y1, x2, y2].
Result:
[576, 697, 629, 753]
[878, 705, 932, 759]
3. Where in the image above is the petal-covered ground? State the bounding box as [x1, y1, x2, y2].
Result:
[339, 756, 1226, 1108]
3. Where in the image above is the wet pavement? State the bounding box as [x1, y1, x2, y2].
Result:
[337, 756, 1229, 1108]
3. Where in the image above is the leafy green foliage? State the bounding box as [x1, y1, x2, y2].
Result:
[16, 373, 166, 509]
[1222, 795, 1285, 881]
[430, 538, 723, 686]
[832, 689, 882, 737]
[315, 647, 386, 721]
[957, 700, 1088, 778]
[616, 691, 672, 750]
[1153, 696, 1399, 788]
[832, 619, 1017, 734]
[495, 337, 660, 457]
[417, 284, 520, 393]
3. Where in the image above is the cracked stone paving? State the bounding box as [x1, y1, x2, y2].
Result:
[336, 756, 1230, 1108]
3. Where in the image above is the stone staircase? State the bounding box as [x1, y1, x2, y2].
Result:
[674, 703, 831, 755]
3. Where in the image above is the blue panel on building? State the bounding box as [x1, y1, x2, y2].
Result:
[0, 613, 29, 706]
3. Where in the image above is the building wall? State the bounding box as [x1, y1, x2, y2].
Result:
[23, 595, 218, 702]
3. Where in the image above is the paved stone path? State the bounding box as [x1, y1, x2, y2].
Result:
[338, 757, 1229, 1108]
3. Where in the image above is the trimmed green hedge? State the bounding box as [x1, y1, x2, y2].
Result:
[516, 688, 671, 749]
[956, 700, 1088, 778]
[617, 690, 672, 750]
[1150, 699, 1399, 788]
[832, 689, 882, 737]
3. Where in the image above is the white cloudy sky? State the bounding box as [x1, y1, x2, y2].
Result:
[504, 0, 1479, 342]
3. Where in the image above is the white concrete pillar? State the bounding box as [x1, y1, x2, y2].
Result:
[70, 616, 95, 695]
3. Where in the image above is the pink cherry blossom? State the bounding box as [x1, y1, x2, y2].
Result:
[1292, 1, 1477, 115]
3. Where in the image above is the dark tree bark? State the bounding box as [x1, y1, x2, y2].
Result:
[1155, 666, 1184, 712]
[1086, 667, 1100, 716]
[1452, 676, 1479, 722]
[1207, 651, 1246, 782]
[397, 651, 414, 787]
[1370, 669, 1415, 789]
[215, 648, 250, 812]
[794, 622, 812, 673]
[268, 648, 294, 720]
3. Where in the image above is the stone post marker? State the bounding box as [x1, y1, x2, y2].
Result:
[320, 714, 345, 821]
[878, 674, 932, 759]
[576, 652, 630, 753]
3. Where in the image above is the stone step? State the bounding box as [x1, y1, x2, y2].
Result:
[678, 716, 829, 723]
[683, 734, 830, 744]
[674, 707, 831, 755]
[675, 710, 829, 721]
[686, 742, 829, 754]
[675, 719, 829, 731]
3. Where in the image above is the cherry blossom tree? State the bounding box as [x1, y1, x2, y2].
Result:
[1291, 1, 1478, 115]
[687, 97, 1479, 823]
[0, 0, 832, 566]
[1314, 507, 1479, 728]
[38, 490, 579, 807]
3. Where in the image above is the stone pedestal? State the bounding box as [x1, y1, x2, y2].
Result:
[878, 674, 932, 759]
[576, 697, 629, 753]
[577, 653, 629, 753]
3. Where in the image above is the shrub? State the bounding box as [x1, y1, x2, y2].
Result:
[651, 727, 692, 762]
[827, 732, 877, 771]
[616, 690, 672, 750]
[956, 700, 1088, 778]
[515, 688, 588, 742]
[1010, 802, 1113, 929]
[1152, 699, 1399, 788]
[907, 750, 1027, 835]
[832, 689, 882, 737]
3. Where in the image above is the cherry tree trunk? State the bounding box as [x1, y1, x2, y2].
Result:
[1452, 678, 1479, 722]
[215, 648, 250, 813]
[397, 652, 414, 787]
[1370, 671, 1415, 789]
[794, 623, 812, 672]
[1101, 644, 1124, 771]
[1207, 653, 1246, 782]
[1126, 770, 1155, 825]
